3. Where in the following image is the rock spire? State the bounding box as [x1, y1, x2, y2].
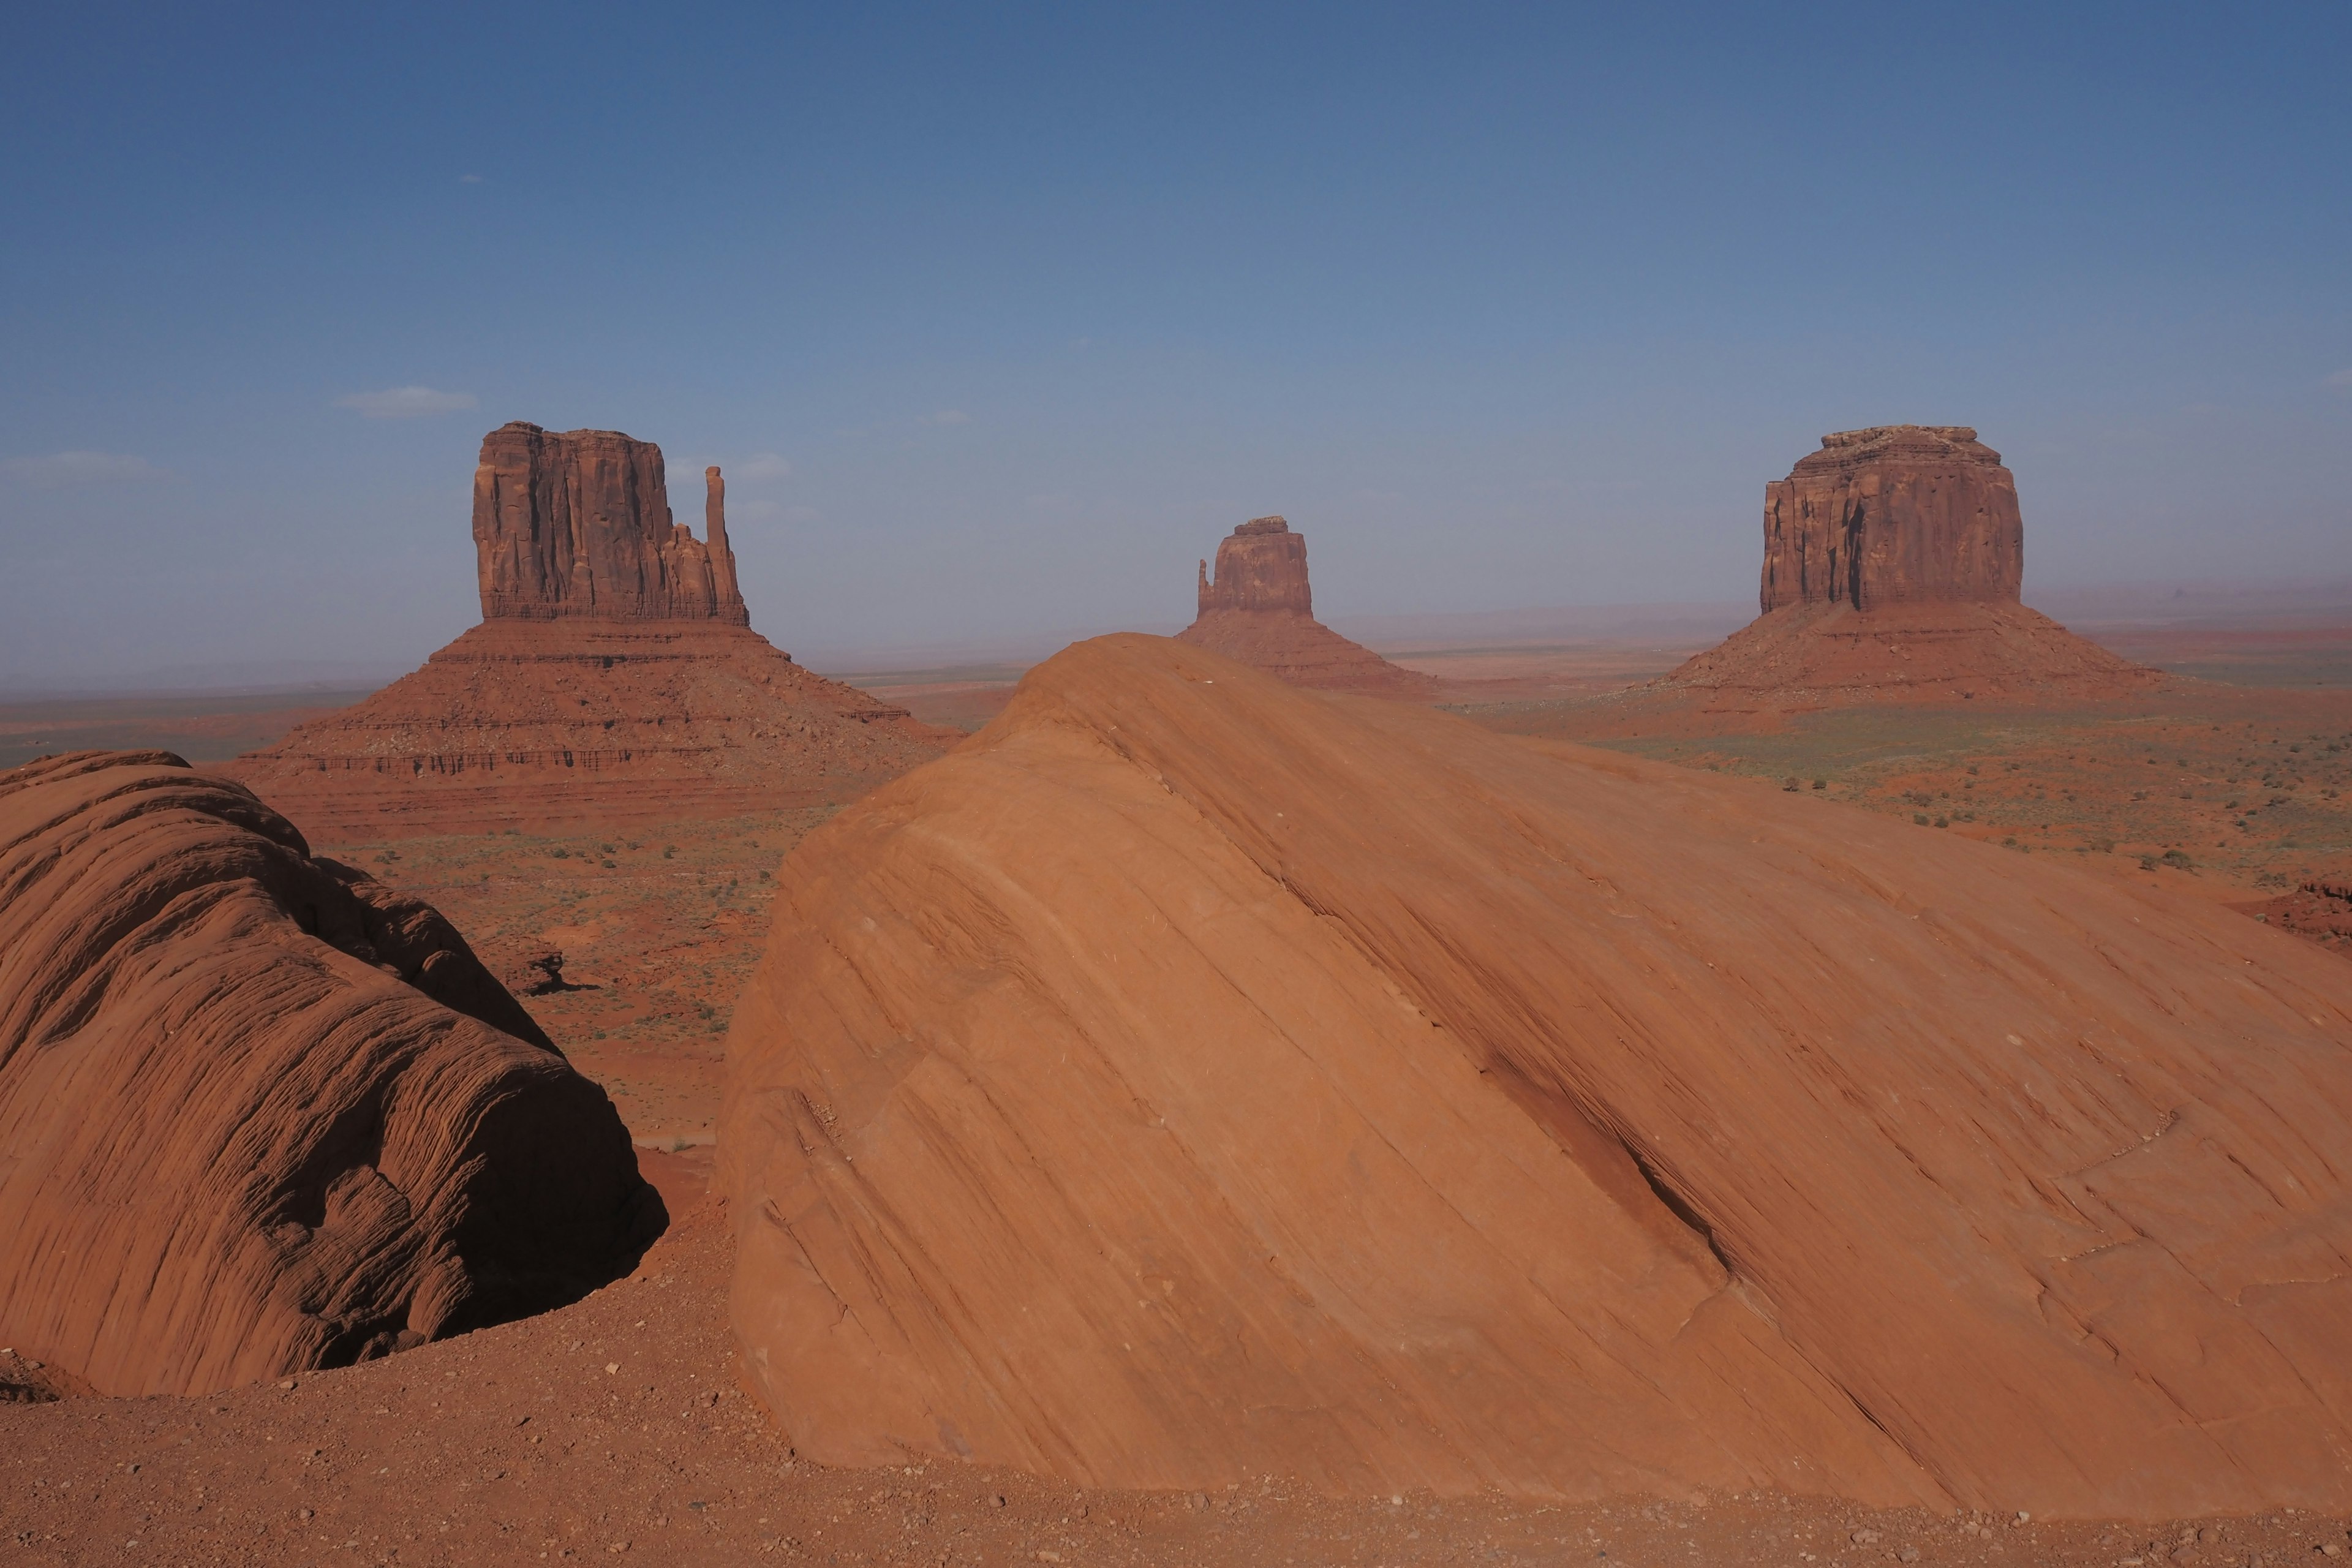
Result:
[472, 422, 748, 624]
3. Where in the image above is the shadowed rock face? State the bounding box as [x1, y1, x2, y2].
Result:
[722, 635, 2352, 1515]
[1179, 517, 1434, 696]
[474, 422, 747, 624]
[1762, 426, 2022, 612]
[0, 750, 662, 1396]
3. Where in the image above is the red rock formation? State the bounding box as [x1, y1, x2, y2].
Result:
[1762, 426, 2022, 612]
[475, 423, 747, 624]
[232, 426, 952, 837]
[0, 750, 660, 1397]
[1658, 427, 2163, 707]
[1196, 514, 1313, 615]
[1178, 516, 1435, 698]
[720, 635, 2352, 1515]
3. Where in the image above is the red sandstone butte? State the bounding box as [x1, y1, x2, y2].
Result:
[1176, 516, 1435, 697]
[0, 750, 658, 1397]
[475, 423, 747, 623]
[1761, 424, 2021, 611]
[721, 635, 2352, 1515]
[232, 425, 952, 836]
[1664, 426, 2162, 705]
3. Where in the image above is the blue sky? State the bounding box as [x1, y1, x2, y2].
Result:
[3, 1, 2346, 683]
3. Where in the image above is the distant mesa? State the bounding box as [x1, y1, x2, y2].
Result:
[1662, 426, 2163, 706]
[720, 635, 2352, 1514]
[231, 422, 954, 837]
[0, 749, 660, 1396]
[1175, 516, 1436, 698]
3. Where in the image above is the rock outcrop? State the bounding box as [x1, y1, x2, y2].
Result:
[233, 425, 952, 837]
[1658, 427, 2162, 707]
[721, 635, 2352, 1515]
[1195, 514, 1314, 616]
[1762, 426, 2021, 611]
[475, 423, 747, 623]
[0, 750, 660, 1396]
[1177, 517, 1436, 697]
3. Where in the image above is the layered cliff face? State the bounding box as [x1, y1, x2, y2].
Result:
[1762, 426, 2022, 612]
[1177, 517, 1434, 697]
[1196, 514, 1313, 615]
[1657, 426, 2162, 707]
[474, 423, 747, 624]
[0, 750, 660, 1396]
[721, 635, 2352, 1515]
[233, 425, 951, 836]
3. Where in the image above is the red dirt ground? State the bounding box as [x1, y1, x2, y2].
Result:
[11, 1164, 2352, 1567]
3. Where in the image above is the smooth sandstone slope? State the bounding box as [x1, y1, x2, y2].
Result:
[722, 635, 2352, 1517]
[0, 750, 661, 1396]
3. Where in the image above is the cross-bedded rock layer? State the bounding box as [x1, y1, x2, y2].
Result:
[720, 635, 2352, 1516]
[0, 750, 659, 1397]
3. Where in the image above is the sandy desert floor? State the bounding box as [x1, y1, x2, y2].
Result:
[1460, 669, 2352, 905]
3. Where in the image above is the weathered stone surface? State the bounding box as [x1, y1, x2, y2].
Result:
[1762, 426, 2022, 613]
[234, 426, 952, 836]
[0, 750, 660, 1396]
[722, 635, 2352, 1514]
[473, 423, 748, 624]
[1657, 427, 2162, 707]
[1178, 516, 1435, 697]
[1196, 515, 1314, 616]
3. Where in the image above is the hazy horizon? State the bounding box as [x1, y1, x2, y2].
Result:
[5, 3, 2346, 690]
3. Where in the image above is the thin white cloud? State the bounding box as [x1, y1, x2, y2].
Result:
[2, 450, 160, 488]
[2327, 368, 2352, 388]
[926, 409, 971, 426]
[334, 385, 480, 419]
[733, 453, 792, 481]
[459, 173, 484, 184]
